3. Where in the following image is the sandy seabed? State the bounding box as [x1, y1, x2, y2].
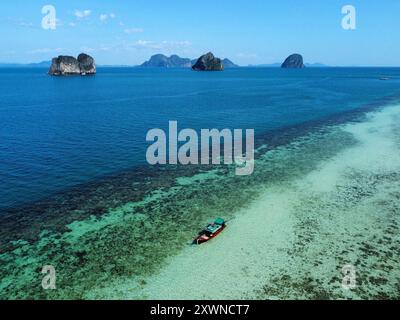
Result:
[88, 105, 400, 300]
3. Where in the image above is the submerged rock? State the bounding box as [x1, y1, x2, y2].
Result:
[281, 54, 305, 69]
[49, 53, 96, 76]
[192, 52, 224, 71]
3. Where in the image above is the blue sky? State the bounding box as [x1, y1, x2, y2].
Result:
[0, 0, 399, 66]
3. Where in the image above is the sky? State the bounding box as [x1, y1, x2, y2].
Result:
[0, 0, 399, 66]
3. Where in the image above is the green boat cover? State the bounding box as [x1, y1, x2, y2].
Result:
[215, 218, 225, 225]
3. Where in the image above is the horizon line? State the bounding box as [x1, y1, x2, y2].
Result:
[0, 61, 399, 68]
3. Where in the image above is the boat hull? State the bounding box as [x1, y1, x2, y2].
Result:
[193, 224, 226, 245]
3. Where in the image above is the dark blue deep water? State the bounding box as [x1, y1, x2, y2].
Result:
[1, 67, 400, 209]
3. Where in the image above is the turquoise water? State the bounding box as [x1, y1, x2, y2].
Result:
[0, 67, 400, 299]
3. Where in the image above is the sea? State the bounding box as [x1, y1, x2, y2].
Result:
[0, 67, 399, 299]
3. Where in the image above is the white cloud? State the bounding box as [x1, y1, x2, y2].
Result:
[75, 10, 91, 19]
[99, 45, 112, 52]
[99, 14, 108, 22]
[55, 19, 63, 27]
[69, 22, 76, 27]
[19, 21, 35, 28]
[12, 18, 38, 29]
[236, 53, 258, 59]
[131, 40, 192, 50]
[99, 13, 116, 23]
[162, 40, 192, 46]
[80, 46, 95, 53]
[124, 28, 144, 34]
[20, 22, 33, 27]
[28, 48, 64, 54]
[133, 40, 158, 49]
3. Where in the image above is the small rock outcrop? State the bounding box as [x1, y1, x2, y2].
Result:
[281, 54, 305, 69]
[192, 52, 224, 71]
[49, 53, 96, 76]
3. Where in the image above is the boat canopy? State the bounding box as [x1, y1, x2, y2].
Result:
[215, 218, 225, 225]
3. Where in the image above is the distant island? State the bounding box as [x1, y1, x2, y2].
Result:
[48, 53, 96, 76]
[140, 54, 192, 68]
[0, 53, 336, 70]
[221, 58, 238, 68]
[0, 61, 52, 68]
[140, 53, 238, 69]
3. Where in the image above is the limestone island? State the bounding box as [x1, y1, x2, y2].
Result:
[141, 54, 193, 68]
[281, 54, 305, 68]
[192, 52, 224, 71]
[48, 53, 96, 76]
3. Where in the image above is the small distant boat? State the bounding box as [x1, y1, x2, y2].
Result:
[193, 218, 226, 245]
[379, 77, 391, 81]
